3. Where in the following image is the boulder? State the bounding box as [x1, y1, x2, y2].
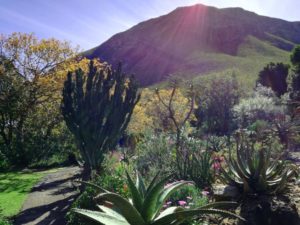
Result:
[213, 184, 240, 201]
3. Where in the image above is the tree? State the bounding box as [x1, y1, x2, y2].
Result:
[257, 62, 289, 97]
[0, 33, 81, 167]
[0, 57, 27, 164]
[193, 76, 240, 136]
[290, 46, 300, 105]
[61, 60, 140, 177]
[127, 87, 192, 134]
[155, 79, 195, 179]
[291, 45, 300, 70]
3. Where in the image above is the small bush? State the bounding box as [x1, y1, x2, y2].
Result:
[135, 130, 174, 178]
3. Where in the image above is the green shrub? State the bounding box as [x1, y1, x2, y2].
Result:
[188, 150, 215, 189]
[67, 153, 132, 225]
[0, 151, 10, 172]
[233, 86, 285, 127]
[193, 76, 240, 136]
[168, 184, 208, 209]
[135, 130, 174, 178]
[175, 130, 216, 189]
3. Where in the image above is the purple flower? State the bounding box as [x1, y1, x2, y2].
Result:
[178, 200, 187, 206]
[201, 191, 209, 196]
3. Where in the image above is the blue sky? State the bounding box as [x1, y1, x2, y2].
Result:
[1, 0, 300, 50]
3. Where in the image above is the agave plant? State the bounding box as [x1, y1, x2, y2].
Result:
[219, 132, 297, 194]
[74, 172, 243, 225]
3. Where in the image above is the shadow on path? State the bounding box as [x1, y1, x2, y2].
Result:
[14, 166, 81, 225]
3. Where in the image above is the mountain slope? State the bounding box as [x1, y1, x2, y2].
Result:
[85, 4, 300, 86]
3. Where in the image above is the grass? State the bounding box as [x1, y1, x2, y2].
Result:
[150, 35, 291, 93]
[0, 169, 57, 217]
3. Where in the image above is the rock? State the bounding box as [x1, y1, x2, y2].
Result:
[213, 184, 240, 201]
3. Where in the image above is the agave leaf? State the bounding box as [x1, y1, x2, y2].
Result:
[266, 163, 279, 177]
[125, 171, 143, 210]
[266, 163, 285, 179]
[232, 160, 249, 180]
[247, 152, 256, 175]
[273, 170, 288, 193]
[199, 201, 238, 209]
[146, 172, 161, 194]
[152, 208, 245, 225]
[136, 172, 146, 198]
[97, 205, 126, 220]
[74, 209, 130, 225]
[141, 174, 173, 222]
[77, 180, 109, 193]
[95, 192, 145, 225]
[244, 143, 254, 174]
[154, 181, 193, 219]
[286, 169, 297, 179]
[227, 161, 243, 181]
[253, 150, 265, 181]
[155, 206, 184, 220]
[236, 146, 251, 177]
[219, 167, 242, 186]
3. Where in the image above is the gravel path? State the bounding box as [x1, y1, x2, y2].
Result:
[14, 166, 81, 225]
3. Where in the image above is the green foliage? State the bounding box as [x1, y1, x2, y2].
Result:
[135, 130, 174, 178]
[188, 150, 215, 189]
[219, 131, 297, 194]
[168, 183, 208, 209]
[291, 45, 300, 70]
[61, 61, 140, 172]
[74, 172, 243, 225]
[135, 128, 216, 189]
[171, 127, 217, 189]
[290, 45, 300, 103]
[67, 154, 132, 225]
[0, 33, 78, 168]
[233, 86, 285, 127]
[193, 76, 240, 135]
[257, 62, 289, 96]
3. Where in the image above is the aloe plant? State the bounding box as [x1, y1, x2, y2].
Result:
[74, 172, 243, 225]
[219, 132, 297, 194]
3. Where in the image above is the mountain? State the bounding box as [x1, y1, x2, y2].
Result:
[85, 4, 300, 86]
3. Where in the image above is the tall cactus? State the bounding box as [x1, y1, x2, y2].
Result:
[61, 60, 140, 175]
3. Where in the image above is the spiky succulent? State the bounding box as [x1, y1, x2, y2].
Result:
[219, 134, 297, 194]
[74, 172, 243, 225]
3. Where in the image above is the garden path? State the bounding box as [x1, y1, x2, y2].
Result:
[14, 166, 81, 225]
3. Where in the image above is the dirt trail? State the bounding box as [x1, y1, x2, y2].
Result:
[14, 166, 81, 225]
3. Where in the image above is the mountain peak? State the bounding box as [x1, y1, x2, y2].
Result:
[85, 5, 300, 86]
